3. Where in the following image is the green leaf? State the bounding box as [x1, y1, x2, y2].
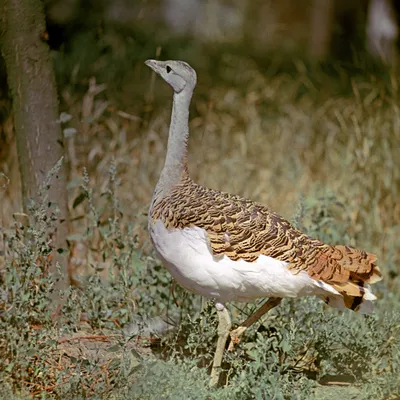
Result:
[107, 344, 121, 352]
[5, 362, 14, 372]
[131, 348, 141, 359]
[109, 358, 120, 370]
[72, 192, 87, 209]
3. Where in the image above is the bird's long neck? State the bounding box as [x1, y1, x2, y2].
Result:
[152, 89, 192, 205]
[165, 91, 191, 173]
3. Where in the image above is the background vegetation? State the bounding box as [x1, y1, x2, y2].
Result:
[0, 2, 399, 398]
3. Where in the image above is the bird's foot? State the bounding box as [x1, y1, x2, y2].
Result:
[228, 326, 247, 351]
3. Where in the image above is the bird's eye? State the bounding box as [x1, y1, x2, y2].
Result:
[166, 65, 172, 73]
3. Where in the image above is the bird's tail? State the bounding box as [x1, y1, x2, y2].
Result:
[312, 245, 382, 313]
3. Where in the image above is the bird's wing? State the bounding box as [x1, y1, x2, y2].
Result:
[150, 177, 380, 288]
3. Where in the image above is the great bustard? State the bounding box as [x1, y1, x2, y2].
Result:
[145, 59, 382, 386]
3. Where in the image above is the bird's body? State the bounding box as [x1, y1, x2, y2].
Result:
[151, 219, 328, 302]
[145, 59, 382, 385]
[149, 171, 380, 312]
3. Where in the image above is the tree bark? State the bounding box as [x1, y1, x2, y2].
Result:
[309, 0, 335, 59]
[0, 0, 69, 299]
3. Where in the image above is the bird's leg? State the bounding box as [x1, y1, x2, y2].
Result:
[210, 302, 231, 387]
[228, 297, 282, 351]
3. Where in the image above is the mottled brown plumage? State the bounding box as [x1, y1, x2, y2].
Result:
[151, 172, 381, 311]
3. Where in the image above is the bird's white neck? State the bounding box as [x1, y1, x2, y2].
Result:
[152, 89, 193, 205]
[165, 90, 191, 171]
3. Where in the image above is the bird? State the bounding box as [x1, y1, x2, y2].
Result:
[145, 59, 382, 386]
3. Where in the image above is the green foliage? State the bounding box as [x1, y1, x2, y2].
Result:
[0, 162, 62, 393]
[1, 160, 399, 398]
[126, 358, 213, 400]
[0, 163, 145, 397]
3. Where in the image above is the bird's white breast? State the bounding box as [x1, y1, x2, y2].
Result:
[149, 219, 328, 303]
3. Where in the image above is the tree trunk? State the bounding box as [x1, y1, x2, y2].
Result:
[309, 0, 335, 59]
[0, 0, 69, 300]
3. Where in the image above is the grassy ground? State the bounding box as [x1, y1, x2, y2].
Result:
[0, 27, 399, 398]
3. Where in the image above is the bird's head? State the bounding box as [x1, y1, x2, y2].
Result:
[145, 59, 197, 93]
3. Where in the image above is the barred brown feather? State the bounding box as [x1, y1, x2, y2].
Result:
[151, 173, 382, 310]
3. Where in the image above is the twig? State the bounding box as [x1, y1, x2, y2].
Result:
[26, 373, 74, 396]
[58, 334, 120, 344]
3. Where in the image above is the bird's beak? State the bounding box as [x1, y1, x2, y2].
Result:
[145, 59, 161, 74]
